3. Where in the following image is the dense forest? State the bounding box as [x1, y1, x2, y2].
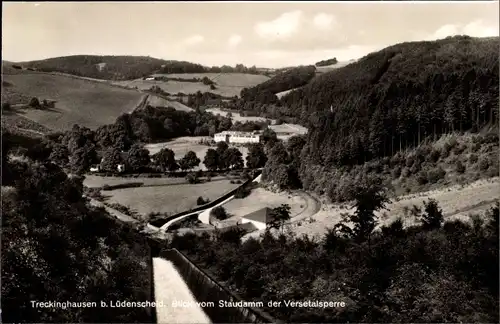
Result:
[1, 132, 153, 323]
[170, 180, 499, 322]
[236, 36, 499, 199]
[315, 57, 338, 66]
[16, 55, 265, 80]
[240, 65, 317, 104]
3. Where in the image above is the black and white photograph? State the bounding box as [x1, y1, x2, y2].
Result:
[1, 1, 499, 323]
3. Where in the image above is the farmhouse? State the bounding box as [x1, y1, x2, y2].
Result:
[93, 152, 128, 173]
[214, 131, 261, 144]
[239, 207, 275, 231]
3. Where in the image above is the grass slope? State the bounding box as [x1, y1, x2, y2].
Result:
[115, 73, 269, 97]
[2, 71, 145, 130]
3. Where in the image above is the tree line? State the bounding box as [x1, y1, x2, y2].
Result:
[20, 55, 268, 81]
[232, 36, 499, 199]
[315, 57, 338, 66]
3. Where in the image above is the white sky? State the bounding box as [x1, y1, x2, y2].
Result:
[2, 1, 499, 68]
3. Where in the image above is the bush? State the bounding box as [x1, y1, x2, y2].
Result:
[469, 154, 479, 164]
[455, 160, 466, 174]
[391, 166, 402, 179]
[416, 171, 428, 185]
[427, 166, 446, 184]
[29, 97, 41, 108]
[197, 196, 209, 205]
[478, 157, 490, 171]
[429, 148, 441, 163]
[210, 206, 228, 220]
[487, 164, 499, 177]
[101, 182, 144, 191]
[186, 172, 199, 184]
[453, 144, 466, 155]
[482, 133, 499, 145]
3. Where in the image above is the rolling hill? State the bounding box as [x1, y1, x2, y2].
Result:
[12, 55, 270, 81]
[242, 35, 499, 202]
[114, 72, 270, 97]
[2, 70, 146, 130]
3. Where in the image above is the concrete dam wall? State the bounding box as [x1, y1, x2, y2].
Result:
[159, 249, 280, 324]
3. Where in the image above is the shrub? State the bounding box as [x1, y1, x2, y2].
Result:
[427, 166, 446, 184]
[186, 172, 199, 184]
[234, 186, 252, 199]
[416, 171, 428, 185]
[482, 133, 499, 145]
[429, 148, 441, 163]
[486, 164, 499, 177]
[391, 166, 402, 179]
[478, 157, 490, 171]
[453, 144, 466, 155]
[197, 196, 209, 205]
[455, 160, 466, 174]
[409, 163, 421, 175]
[470, 142, 481, 153]
[29, 97, 41, 108]
[405, 155, 416, 168]
[401, 167, 410, 178]
[210, 206, 228, 220]
[469, 154, 479, 164]
[101, 182, 143, 191]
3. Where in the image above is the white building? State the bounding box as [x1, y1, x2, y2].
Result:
[213, 131, 261, 144]
[240, 207, 274, 231]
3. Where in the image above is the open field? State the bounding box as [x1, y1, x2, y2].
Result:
[205, 108, 270, 123]
[276, 88, 300, 99]
[2, 72, 145, 130]
[315, 60, 355, 73]
[270, 123, 309, 141]
[145, 95, 194, 112]
[145, 136, 250, 170]
[218, 188, 308, 227]
[83, 174, 231, 188]
[155, 73, 269, 87]
[103, 180, 240, 216]
[1, 111, 53, 136]
[114, 73, 269, 97]
[291, 177, 500, 239]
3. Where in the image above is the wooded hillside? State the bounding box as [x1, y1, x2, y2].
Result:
[294, 36, 499, 167]
[16, 55, 266, 80]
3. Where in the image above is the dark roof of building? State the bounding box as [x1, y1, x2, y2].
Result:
[241, 207, 274, 224]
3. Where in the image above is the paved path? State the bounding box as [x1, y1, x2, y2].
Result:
[153, 257, 211, 324]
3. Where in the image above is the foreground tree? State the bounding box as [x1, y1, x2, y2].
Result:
[153, 148, 178, 172]
[268, 204, 291, 234]
[100, 147, 123, 172]
[203, 149, 219, 171]
[421, 198, 444, 230]
[181, 151, 201, 171]
[224, 147, 244, 170]
[48, 143, 70, 167]
[335, 176, 390, 243]
[246, 143, 267, 169]
[127, 144, 150, 172]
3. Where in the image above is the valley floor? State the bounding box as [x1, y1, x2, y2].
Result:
[292, 176, 499, 239]
[240, 176, 498, 241]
